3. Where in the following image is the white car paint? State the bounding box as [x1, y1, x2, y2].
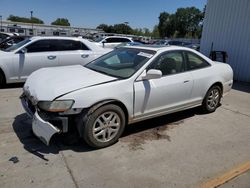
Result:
[0, 36, 111, 84]
[21, 46, 233, 145]
[94, 36, 133, 49]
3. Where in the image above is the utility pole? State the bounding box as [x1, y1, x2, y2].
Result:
[0, 15, 2, 32]
[30, 11, 33, 35]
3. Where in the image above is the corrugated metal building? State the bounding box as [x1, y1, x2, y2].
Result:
[200, 0, 250, 82]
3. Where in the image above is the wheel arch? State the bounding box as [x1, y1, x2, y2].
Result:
[0, 67, 6, 86]
[210, 82, 223, 94]
[88, 99, 129, 124]
[76, 99, 129, 137]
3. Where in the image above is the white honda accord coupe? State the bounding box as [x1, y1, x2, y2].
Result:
[0, 36, 110, 87]
[21, 46, 233, 148]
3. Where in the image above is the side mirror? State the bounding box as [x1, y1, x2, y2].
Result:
[18, 48, 27, 54]
[143, 69, 162, 80]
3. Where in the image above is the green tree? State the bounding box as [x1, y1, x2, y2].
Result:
[7, 15, 44, 24]
[175, 7, 203, 37]
[158, 12, 175, 38]
[97, 23, 133, 34]
[113, 24, 133, 34]
[96, 24, 115, 33]
[152, 25, 160, 38]
[51, 18, 70, 26]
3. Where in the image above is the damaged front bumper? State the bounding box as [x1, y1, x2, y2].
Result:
[20, 94, 80, 145]
[32, 112, 60, 145]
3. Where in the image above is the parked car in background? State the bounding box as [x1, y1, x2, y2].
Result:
[0, 32, 19, 43]
[21, 46, 233, 148]
[155, 40, 200, 51]
[0, 36, 111, 87]
[94, 36, 133, 49]
[183, 42, 200, 51]
[115, 41, 143, 48]
[0, 36, 29, 50]
[155, 40, 184, 46]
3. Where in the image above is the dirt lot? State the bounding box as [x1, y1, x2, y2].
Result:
[0, 83, 249, 188]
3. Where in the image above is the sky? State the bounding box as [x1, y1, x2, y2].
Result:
[0, 0, 207, 30]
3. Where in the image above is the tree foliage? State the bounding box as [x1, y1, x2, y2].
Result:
[97, 23, 132, 34]
[158, 7, 204, 38]
[51, 18, 70, 26]
[7, 15, 44, 24]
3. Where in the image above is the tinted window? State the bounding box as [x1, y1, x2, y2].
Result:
[57, 40, 89, 51]
[186, 52, 210, 70]
[168, 41, 183, 45]
[150, 51, 185, 76]
[26, 40, 58, 53]
[105, 38, 117, 43]
[118, 38, 131, 42]
[105, 37, 130, 43]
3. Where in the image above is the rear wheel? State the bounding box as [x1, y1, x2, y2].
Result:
[82, 104, 125, 148]
[202, 85, 222, 113]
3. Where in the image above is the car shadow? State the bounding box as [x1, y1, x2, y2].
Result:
[12, 107, 204, 160]
[1, 83, 24, 89]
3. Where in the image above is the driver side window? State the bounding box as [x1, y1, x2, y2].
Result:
[150, 51, 185, 76]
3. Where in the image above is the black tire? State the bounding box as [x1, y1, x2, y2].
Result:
[82, 104, 126, 148]
[202, 85, 222, 113]
[0, 72, 6, 88]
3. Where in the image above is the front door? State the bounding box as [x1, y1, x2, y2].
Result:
[13, 39, 59, 81]
[134, 51, 193, 119]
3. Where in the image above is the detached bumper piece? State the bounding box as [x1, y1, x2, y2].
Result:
[20, 93, 70, 145]
[32, 112, 60, 145]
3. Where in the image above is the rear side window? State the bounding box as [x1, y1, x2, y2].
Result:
[57, 40, 89, 51]
[26, 40, 58, 53]
[186, 52, 210, 70]
[150, 51, 185, 76]
[105, 37, 130, 43]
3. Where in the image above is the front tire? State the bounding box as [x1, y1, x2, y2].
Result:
[202, 85, 222, 113]
[82, 104, 126, 148]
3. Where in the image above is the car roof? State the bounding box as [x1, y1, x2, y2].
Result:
[104, 36, 132, 39]
[123, 45, 196, 53]
[30, 36, 84, 40]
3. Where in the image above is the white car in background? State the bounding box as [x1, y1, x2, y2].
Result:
[94, 36, 133, 49]
[21, 46, 233, 148]
[0, 36, 110, 87]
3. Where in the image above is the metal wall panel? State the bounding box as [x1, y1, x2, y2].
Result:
[201, 0, 250, 82]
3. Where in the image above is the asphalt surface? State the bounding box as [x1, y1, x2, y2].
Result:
[0, 82, 249, 188]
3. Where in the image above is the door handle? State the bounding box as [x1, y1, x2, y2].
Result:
[183, 80, 190, 83]
[47, 55, 56, 60]
[81, 54, 89, 58]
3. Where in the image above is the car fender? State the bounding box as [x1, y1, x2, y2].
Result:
[57, 79, 134, 119]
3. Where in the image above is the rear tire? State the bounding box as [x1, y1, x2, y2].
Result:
[82, 104, 125, 148]
[202, 85, 222, 113]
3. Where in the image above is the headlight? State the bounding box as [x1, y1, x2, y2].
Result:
[38, 100, 74, 112]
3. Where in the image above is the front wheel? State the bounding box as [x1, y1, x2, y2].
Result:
[82, 104, 126, 148]
[202, 85, 222, 113]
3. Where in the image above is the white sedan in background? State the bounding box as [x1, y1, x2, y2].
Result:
[21, 46, 233, 148]
[0, 36, 110, 87]
[94, 36, 133, 49]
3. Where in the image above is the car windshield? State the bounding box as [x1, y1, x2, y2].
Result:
[86, 48, 156, 79]
[94, 37, 104, 42]
[4, 38, 31, 52]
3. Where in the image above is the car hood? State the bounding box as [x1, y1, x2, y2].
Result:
[24, 65, 118, 101]
[0, 50, 12, 56]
